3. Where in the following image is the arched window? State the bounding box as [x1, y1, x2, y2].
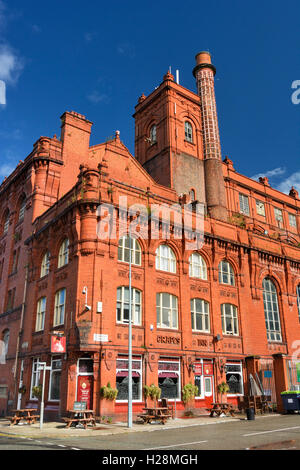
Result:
[219, 260, 235, 286]
[118, 236, 141, 266]
[2, 209, 10, 235]
[41, 252, 50, 277]
[156, 293, 178, 329]
[185, 121, 193, 143]
[221, 304, 239, 336]
[189, 253, 207, 279]
[189, 189, 196, 202]
[191, 298, 210, 332]
[18, 195, 26, 222]
[155, 245, 176, 273]
[116, 286, 142, 325]
[262, 278, 282, 342]
[150, 125, 157, 143]
[58, 239, 69, 268]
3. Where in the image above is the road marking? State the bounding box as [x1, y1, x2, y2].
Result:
[243, 426, 300, 437]
[71, 447, 81, 450]
[145, 440, 208, 450]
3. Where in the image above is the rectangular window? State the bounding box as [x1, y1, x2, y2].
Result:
[239, 193, 250, 216]
[6, 287, 16, 311]
[116, 356, 142, 402]
[274, 207, 283, 227]
[11, 248, 20, 274]
[54, 289, 66, 326]
[158, 359, 180, 400]
[49, 356, 62, 401]
[221, 304, 239, 336]
[35, 297, 46, 331]
[156, 293, 178, 329]
[30, 358, 40, 399]
[256, 200, 266, 217]
[226, 363, 244, 395]
[289, 213, 297, 228]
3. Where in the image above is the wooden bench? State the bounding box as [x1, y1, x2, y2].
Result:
[137, 413, 172, 425]
[7, 409, 40, 425]
[62, 411, 96, 429]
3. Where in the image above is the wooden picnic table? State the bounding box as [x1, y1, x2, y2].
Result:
[138, 407, 172, 425]
[8, 409, 40, 425]
[62, 409, 96, 429]
[208, 402, 236, 417]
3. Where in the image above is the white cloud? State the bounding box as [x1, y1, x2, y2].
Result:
[87, 91, 109, 104]
[276, 172, 300, 194]
[0, 163, 15, 177]
[117, 42, 136, 59]
[0, 43, 23, 84]
[251, 167, 286, 181]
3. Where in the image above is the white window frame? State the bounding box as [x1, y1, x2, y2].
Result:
[219, 260, 235, 286]
[189, 253, 207, 280]
[30, 357, 40, 400]
[262, 278, 282, 342]
[239, 193, 250, 216]
[118, 236, 141, 266]
[58, 239, 69, 268]
[256, 200, 266, 217]
[116, 355, 142, 403]
[274, 207, 283, 227]
[54, 288, 66, 327]
[156, 293, 178, 329]
[191, 298, 210, 333]
[48, 356, 62, 401]
[155, 245, 176, 273]
[226, 362, 244, 396]
[289, 213, 297, 228]
[116, 286, 142, 325]
[184, 121, 193, 143]
[221, 303, 239, 336]
[35, 297, 46, 332]
[41, 252, 50, 277]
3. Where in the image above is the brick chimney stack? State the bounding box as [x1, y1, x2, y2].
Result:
[193, 52, 227, 221]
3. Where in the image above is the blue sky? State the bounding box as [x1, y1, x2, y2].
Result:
[0, 0, 299, 193]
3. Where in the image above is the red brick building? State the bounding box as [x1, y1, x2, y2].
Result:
[1, 52, 300, 420]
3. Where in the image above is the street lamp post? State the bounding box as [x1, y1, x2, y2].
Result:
[128, 223, 133, 428]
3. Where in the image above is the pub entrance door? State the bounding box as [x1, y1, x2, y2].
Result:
[76, 358, 94, 410]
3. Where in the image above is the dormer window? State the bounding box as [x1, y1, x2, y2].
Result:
[185, 121, 193, 143]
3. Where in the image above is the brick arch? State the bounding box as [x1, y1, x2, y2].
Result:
[153, 240, 181, 264]
[258, 269, 284, 295]
[179, 112, 201, 130]
[217, 256, 239, 279]
[185, 249, 211, 279]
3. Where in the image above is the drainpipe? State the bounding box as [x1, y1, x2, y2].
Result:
[13, 261, 29, 408]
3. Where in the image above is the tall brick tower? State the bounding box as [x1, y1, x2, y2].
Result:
[193, 52, 227, 221]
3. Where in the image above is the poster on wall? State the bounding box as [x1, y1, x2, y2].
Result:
[51, 335, 66, 353]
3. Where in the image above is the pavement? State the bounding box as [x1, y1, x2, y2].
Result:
[0, 412, 282, 439]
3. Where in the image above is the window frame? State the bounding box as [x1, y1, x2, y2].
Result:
[53, 288, 66, 327]
[18, 196, 26, 222]
[58, 239, 69, 268]
[116, 286, 142, 325]
[35, 297, 46, 332]
[184, 121, 193, 143]
[150, 124, 157, 144]
[221, 303, 239, 336]
[226, 362, 244, 396]
[262, 278, 282, 342]
[48, 356, 62, 401]
[189, 253, 207, 280]
[156, 293, 178, 330]
[219, 260, 235, 286]
[239, 193, 250, 216]
[191, 298, 210, 333]
[41, 252, 50, 278]
[256, 199, 266, 217]
[289, 213, 297, 228]
[118, 236, 141, 266]
[116, 355, 142, 403]
[155, 244, 176, 274]
[30, 357, 40, 400]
